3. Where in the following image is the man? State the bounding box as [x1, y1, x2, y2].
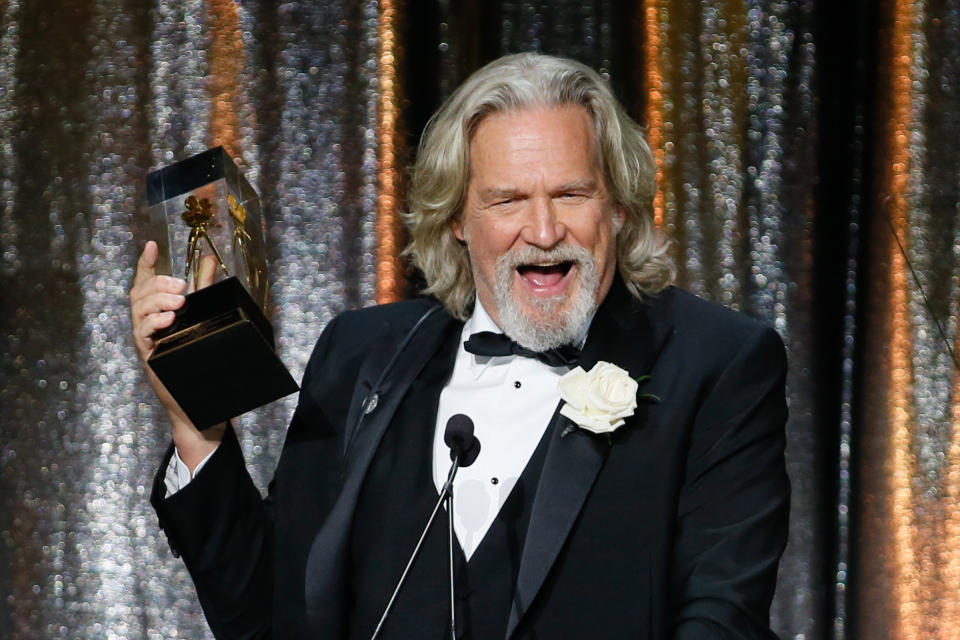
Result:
[130, 53, 789, 639]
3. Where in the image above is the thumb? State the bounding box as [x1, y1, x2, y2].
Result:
[134, 241, 159, 287]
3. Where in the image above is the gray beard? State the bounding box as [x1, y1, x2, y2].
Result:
[492, 245, 599, 352]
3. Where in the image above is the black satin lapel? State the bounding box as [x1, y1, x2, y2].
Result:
[506, 280, 675, 639]
[577, 278, 674, 378]
[506, 409, 605, 638]
[305, 305, 460, 634]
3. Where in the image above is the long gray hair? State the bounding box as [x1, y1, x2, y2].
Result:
[404, 52, 675, 319]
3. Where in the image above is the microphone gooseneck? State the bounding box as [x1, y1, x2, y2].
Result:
[370, 415, 481, 640]
[440, 414, 478, 640]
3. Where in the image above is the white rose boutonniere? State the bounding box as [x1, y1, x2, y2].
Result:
[558, 361, 656, 437]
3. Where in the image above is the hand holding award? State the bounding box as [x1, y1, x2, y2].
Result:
[132, 147, 297, 431]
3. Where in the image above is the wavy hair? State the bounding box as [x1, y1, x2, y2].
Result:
[404, 52, 675, 319]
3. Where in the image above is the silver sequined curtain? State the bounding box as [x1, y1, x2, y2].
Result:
[1, 1, 380, 637]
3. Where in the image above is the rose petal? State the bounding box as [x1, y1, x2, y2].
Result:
[557, 367, 589, 409]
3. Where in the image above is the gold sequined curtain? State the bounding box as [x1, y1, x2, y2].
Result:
[859, 0, 960, 637]
[3, 1, 956, 638]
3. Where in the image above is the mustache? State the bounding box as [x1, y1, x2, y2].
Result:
[494, 244, 595, 271]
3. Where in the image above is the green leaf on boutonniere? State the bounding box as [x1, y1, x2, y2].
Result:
[636, 374, 660, 404]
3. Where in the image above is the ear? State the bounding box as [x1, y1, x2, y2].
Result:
[452, 216, 466, 242]
[612, 206, 626, 232]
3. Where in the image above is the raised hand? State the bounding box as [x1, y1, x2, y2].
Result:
[130, 241, 225, 471]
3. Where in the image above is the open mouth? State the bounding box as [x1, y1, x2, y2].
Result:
[517, 261, 575, 289]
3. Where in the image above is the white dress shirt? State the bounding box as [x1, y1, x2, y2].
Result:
[432, 301, 575, 560]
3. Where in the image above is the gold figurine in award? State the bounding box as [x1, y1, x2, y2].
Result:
[227, 193, 261, 297]
[182, 195, 229, 290]
[142, 146, 297, 429]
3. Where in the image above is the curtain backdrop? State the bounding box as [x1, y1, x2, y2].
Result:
[0, 1, 956, 639]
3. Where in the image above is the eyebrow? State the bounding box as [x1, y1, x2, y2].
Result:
[479, 187, 521, 201]
[553, 179, 598, 193]
[478, 179, 599, 201]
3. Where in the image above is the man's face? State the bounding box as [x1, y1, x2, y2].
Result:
[453, 105, 623, 350]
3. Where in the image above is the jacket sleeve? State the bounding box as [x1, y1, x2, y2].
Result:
[150, 313, 350, 640]
[152, 425, 273, 639]
[670, 325, 790, 639]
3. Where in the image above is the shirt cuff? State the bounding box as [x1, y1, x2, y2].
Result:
[162, 444, 219, 497]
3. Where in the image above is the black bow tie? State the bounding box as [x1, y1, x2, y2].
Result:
[463, 331, 580, 367]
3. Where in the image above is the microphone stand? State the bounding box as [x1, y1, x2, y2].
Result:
[447, 480, 456, 640]
[371, 456, 460, 640]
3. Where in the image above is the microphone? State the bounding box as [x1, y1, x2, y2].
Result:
[370, 415, 481, 640]
[444, 413, 481, 467]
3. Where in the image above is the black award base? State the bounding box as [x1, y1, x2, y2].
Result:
[147, 277, 299, 429]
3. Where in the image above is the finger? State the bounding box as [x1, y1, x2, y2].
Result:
[190, 254, 218, 292]
[199, 254, 217, 288]
[133, 311, 178, 358]
[134, 241, 159, 287]
[130, 275, 186, 307]
[135, 308, 180, 343]
[131, 292, 186, 321]
[159, 275, 188, 294]
[137, 310, 177, 337]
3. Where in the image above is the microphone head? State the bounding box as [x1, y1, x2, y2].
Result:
[444, 414, 481, 468]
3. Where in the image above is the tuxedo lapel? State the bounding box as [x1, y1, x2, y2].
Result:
[305, 303, 460, 634]
[506, 281, 674, 639]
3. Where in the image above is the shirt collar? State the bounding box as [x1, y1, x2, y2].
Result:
[464, 297, 502, 337]
[460, 299, 503, 378]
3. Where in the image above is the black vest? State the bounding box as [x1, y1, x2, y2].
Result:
[347, 327, 552, 639]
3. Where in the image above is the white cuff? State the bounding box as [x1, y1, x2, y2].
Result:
[162, 445, 218, 497]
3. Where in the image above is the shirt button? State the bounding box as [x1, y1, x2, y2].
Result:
[514, 380, 521, 389]
[491, 477, 499, 485]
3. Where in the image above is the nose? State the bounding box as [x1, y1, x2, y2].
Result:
[520, 197, 567, 248]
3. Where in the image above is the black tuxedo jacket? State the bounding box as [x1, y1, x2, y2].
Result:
[151, 280, 790, 639]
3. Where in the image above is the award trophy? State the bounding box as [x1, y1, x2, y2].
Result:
[143, 147, 298, 429]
